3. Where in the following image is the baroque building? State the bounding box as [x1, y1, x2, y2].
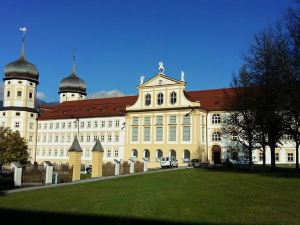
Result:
[1, 33, 299, 168]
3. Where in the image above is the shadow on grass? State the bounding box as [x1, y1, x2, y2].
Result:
[195, 164, 300, 179]
[0, 208, 225, 225]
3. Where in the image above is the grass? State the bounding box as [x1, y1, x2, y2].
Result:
[0, 168, 300, 225]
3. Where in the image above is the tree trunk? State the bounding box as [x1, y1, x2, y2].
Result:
[262, 145, 266, 166]
[248, 141, 253, 168]
[270, 145, 276, 171]
[296, 143, 299, 173]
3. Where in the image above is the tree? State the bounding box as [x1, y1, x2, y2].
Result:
[245, 27, 291, 171]
[222, 67, 259, 168]
[0, 127, 29, 171]
[285, 6, 300, 172]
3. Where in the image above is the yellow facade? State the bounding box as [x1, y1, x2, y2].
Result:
[124, 73, 208, 168]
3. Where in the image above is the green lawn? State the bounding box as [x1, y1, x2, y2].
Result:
[0, 168, 300, 225]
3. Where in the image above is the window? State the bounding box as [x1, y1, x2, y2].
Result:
[169, 126, 176, 141]
[55, 136, 58, 142]
[61, 135, 65, 142]
[108, 120, 112, 127]
[156, 127, 163, 141]
[143, 117, 150, 125]
[114, 148, 119, 157]
[60, 149, 64, 157]
[287, 153, 294, 162]
[42, 149, 46, 156]
[49, 123, 53, 129]
[87, 121, 91, 128]
[275, 153, 279, 161]
[86, 136, 90, 142]
[67, 135, 71, 142]
[79, 135, 83, 142]
[115, 134, 119, 142]
[30, 113, 34, 118]
[7, 91, 10, 97]
[100, 135, 105, 142]
[183, 115, 190, 124]
[37, 135, 41, 142]
[68, 122, 72, 128]
[49, 135, 52, 142]
[145, 94, 151, 106]
[259, 152, 263, 161]
[16, 112, 20, 116]
[15, 122, 20, 128]
[108, 134, 112, 142]
[48, 149, 51, 156]
[201, 115, 205, 124]
[29, 122, 34, 129]
[156, 116, 163, 125]
[54, 149, 58, 156]
[212, 114, 221, 124]
[115, 120, 120, 127]
[106, 148, 111, 158]
[132, 127, 138, 141]
[94, 121, 98, 128]
[94, 136, 97, 141]
[157, 92, 163, 105]
[170, 92, 177, 104]
[29, 92, 33, 98]
[101, 121, 105, 127]
[29, 136, 33, 142]
[144, 127, 150, 141]
[132, 117, 139, 125]
[183, 126, 190, 141]
[44, 123, 47, 129]
[17, 91, 22, 97]
[169, 115, 176, 124]
[201, 127, 205, 142]
[38, 124, 41, 129]
[56, 123, 59, 129]
[212, 132, 221, 142]
[80, 121, 85, 128]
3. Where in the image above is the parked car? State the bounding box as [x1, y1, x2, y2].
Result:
[160, 156, 178, 168]
[188, 159, 200, 167]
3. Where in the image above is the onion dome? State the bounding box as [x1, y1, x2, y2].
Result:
[3, 30, 39, 84]
[58, 55, 87, 95]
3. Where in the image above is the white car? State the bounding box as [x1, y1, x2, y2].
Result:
[160, 156, 178, 168]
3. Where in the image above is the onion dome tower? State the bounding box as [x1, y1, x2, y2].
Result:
[58, 54, 87, 103]
[0, 27, 39, 159]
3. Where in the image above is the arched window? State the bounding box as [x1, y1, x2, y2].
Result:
[156, 149, 163, 161]
[183, 150, 190, 162]
[212, 114, 221, 124]
[170, 92, 177, 104]
[212, 132, 221, 142]
[131, 149, 138, 158]
[145, 94, 151, 106]
[144, 149, 150, 161]
[157, 93, 163, 105]
[170, 149, 176, 158]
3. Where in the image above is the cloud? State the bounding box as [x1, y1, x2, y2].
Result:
[86, 89, 129, 99]
[36, 91, 46, 100]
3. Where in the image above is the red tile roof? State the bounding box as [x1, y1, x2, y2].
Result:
[38, 88, 235, 120]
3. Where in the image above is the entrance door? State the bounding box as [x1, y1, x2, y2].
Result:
[212, 145, 221, 164]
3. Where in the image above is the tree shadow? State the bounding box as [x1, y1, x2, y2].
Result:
[195, 164, 300, 179]
[0, 208, 227, 225]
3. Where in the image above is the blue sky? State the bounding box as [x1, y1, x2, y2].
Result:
[0, 0, 295, 102]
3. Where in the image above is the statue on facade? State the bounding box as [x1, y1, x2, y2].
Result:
[159, 61, 165, 74]
[140, 75, 145, 85]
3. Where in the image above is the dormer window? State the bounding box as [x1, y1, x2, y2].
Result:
[145, 94, 151, 106]
[157, 93, 163, 105]
[170, 92, 177, 104]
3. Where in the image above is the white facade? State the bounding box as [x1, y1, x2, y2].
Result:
[34, 117, 125, 166]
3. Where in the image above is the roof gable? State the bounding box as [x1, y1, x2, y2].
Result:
[141, 74, 183, 87]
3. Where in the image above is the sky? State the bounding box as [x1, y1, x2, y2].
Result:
[0, 0, 296, 102]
